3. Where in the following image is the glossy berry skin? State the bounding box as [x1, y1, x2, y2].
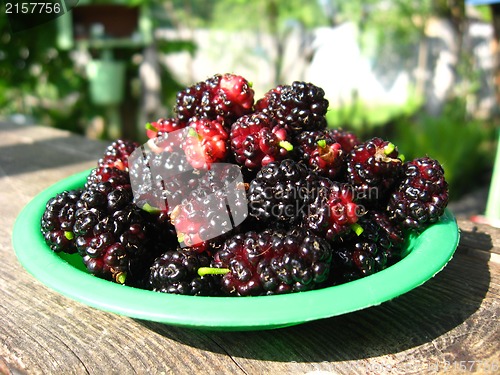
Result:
[169, 168, 247, 249]
[304, 181, 361, 240]
[214, 227, 333, 296]
[129, 147, 200, 214]
[329, 128, 360, 153]
[146, 117, 187, 139]
[254, 86, 284, 112]
[182, 117, 229, 169]
[74, 204, 162, 285]
[346, 137, 403, 205]
[85, 167, 130, 190]
[330, 212, 405, 284]
[86, 140, 139, 189]
[73, 168, 171, 284]
[230, 112, 292, 171]
[332, 239, 389, 284]
[295, 130, 344, 180]
[78, 180, 133, 213]
[73, 181, 173, 287]
[387, 157, 449, 230]
[97, 139, 139, 172]
[41, 189, 83, 253]
[213, 73, 255, 125]
[258, 81, 329, 135]
[369, 211, 405, 246]
[170, 188, 233, 248]
[148, 250, 220, 296]
[174, 74, 254, 127]
[174, 80, 209, 122]
[247, 159, 317, 225]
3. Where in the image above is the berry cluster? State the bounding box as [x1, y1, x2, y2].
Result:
[41, 73, 449, 297]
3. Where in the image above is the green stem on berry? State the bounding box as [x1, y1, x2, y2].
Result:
[383, 142, 396, 155]
[115, 272, 127, 284]
[317, 139, 327, 149]
[142, 202, 161, 214]
[198, 267, 230, 277]
[279, 140, 293, 152]
[64, 231, 74, 240]
[398, 153, 405, 162]
[145, 122, 158, 132]
[351, 223, 364, 236]
[187, 127, 201, 140]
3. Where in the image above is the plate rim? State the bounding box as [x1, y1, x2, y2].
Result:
[12, 169, 460, 330]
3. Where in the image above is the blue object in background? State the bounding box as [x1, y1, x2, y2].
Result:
[466, 0, 499, 5]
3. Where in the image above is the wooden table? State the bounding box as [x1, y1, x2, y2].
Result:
[1, 121, 499, 375]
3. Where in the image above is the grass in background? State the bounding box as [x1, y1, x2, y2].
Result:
[326, 89, 423, 140]
[327, 95, 496, 201]
[390, 98, 496, 201]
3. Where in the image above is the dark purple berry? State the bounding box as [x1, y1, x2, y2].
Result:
[214, 227, 332, 296]
[387, 157, 449, 230]
[41, 189, 83, 253]
[258, 81, 329, 135]
[149, 250, 220, 296]
[230, 112, 293, 171]
[346, 137, 403, 205]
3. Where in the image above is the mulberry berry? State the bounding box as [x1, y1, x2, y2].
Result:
[41, 189, 83, 253]
[170, 168, 247, 249]
[174, 74, 254, 127]
[174, 80, 209, 122]
[295, 130, 344, 179]
[230, 112, 293, 171]
[346, 137, 403, 205]
[146, 118, 187, 139]
[182, 117, 229, 169]
[254, 85, 284, 112]
[329, 128, 360, 153]
[259, 81, 329, 135]
[129, 145, 200, 214]
[213, 227, 332, 296]
[247, 159, 318, 225]
[73, 202, 166, 285]
[212, 73, 255, 125]
[97, 139, 139, 172]
[74, 170, 170, 284]
[148, 250, 220, 296]
[331, 212, 405, 283]
[303, 181, 362, 240]
[387, 157, 449, 230]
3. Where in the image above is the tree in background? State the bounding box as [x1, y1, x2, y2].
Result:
[0, 6, 90, 132]
[159, 0, 329, 86]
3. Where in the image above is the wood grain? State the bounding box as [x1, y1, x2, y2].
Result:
[0, 122, 498, 375]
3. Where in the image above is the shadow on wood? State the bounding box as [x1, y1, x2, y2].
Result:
[0, 134, 103, 177]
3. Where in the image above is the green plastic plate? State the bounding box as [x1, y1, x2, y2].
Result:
[12, 170, 459, 331]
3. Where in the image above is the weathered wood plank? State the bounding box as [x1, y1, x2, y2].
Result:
[193, 253, 499, 375]
[458, 219, 500, 262]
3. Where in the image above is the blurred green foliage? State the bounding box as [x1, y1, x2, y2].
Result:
[0, 7, 93, 132]
[161, 0, 330, 31]
[388, 98, 495, 200]
[327, 95, 496, 201]
[0, 0, 497, 202]
[0, 0, 192, 139]
[326, 88, 424, 139]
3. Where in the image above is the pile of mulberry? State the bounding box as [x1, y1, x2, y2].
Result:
[40, 73, 450, 298]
